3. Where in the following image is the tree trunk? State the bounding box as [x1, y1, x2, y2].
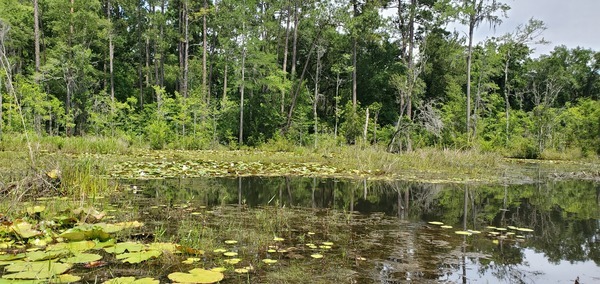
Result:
[108, 0, 114, 106]
[222, 60, 228, 103]
[363, 107, 369, 142]
[281, 0, 291, 114]
[466, 15, 475, 143]
[137, 1, 144, 108]
[202, 0, 208, 103]
[239, 21, 247, 146]
[503, 57, 510, 145]
[182, 0, 189, 98]
[351, 0, 358, 110]
[290, 0, 299, 77]
[34, 0, 41, 75]
[313, 45, 322, 148]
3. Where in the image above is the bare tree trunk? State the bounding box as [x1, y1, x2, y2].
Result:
[137, 1, 144, 108]
[290, 0, 299, 77]
[351, 0, 358, 110]
[222, 61, 228, 103]
[466, 15, 475, 143]
[281, 0, 290, 114]
[503, 57, 510, 145]
[334, 73, 340, 138]
[34, 0, 41, 75]
[108, 0, 114, 106]
[202, 0, 208, 103]
[239, 24, 246, 146]
[313, 45, 322, 148]
[182, 0, 189, 98]
[363, 107, 369, 142]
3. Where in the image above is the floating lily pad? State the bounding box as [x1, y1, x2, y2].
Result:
[273, 237, 284, 242]
[3, 262, 72, 279]
[167, 268, 224, 284]
[468, 230, 481, 234]
[440, 225, 453, 229]
[182, 257, 201, 264]
[210, 267, 227, 272]
[428, 221, 444, 225]
[116, 250, 161, 264]
[104, 242, 145, 254]
[26, 206, 46, 215]
[319, 245, 331, 249]
[10, 221, 42, 239]
[25, 250, 69, 262]
[495, 228, 507, 231]
[223, 251, 238, 257]
[322, 242, 334, 246]
[224, 240, 238, 245]
[455, 231, 473, 236]
[47, 241, 96, 253]
[213, 248, 227, 253]
[61, 253, 103, 264]
[262, 258, 277, 264]
[517, 227, 534, 232]
[310, 253, 323, 259]
[307, 232, 315, 235]
[234, 268, 249, 273]
[102, 277, 159, 284]
[147, 242, 179, 253]
[224, 258, 241, 265]
[267, 249, 276, 253]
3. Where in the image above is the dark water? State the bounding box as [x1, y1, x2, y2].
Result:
[119, 177, 600, 284]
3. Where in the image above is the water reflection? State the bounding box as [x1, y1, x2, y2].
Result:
[124, 177, 600, 283]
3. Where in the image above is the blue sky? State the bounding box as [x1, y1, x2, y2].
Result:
[469, 0, 600, 56]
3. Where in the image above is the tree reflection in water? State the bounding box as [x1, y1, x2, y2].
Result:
[124, 176, 599, 283]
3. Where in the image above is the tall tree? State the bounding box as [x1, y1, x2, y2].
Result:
[454, 0, 509, 143]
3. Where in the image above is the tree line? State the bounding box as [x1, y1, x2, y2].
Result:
[0, 0, 598, 157]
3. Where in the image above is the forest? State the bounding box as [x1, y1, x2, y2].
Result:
[0, 0, 598, 158]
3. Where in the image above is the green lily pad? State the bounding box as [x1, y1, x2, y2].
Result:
[167, 268, 224, 284]
[213, 248, 227, 253]
[454, 231, 473, 236]
[322, 242, 334, 246]
[61, 253, 103, 264]
[26, 206, 46, 215]
[224, 240, 238, 244]
[116, 250, 161, 264]
[102, 277, 159, 284]
[182, 257, 201, 264]
[104, 242, 145, 254]
[234, 268, 249, 273]
[517, 227, 534, 232]
[146, 242, 179, 253]
[210, 267, 227, 272]
[440, 225, 453, 229]
[223, 258, 241, 264]
[10, 221, 42, 239]
[3, 262, 72, 279]
[50, 274, 82, 283]
[223, 251, 238, 257]
[25, 250, 69, 262]
[273, 237, 284, 241]
[47, 241, 96, 253]
[310, 253, 323, 259]
[428, 221, 444, 225]
[262, 259, 277, 264]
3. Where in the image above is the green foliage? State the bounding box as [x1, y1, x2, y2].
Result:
[145, 120, 171, 150]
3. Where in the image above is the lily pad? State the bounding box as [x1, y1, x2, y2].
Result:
[146, 242, 179, 253]
[26, 206, 46, 215]
[428, 221, 444, 225]
[102, 277, 159, 284]
[25, 250, 69, 262]
[262, 259, 277, 264]
[10, 221, 42, 239]
[454, 231, 473, 236]
[322, 242, 334, 246]
[223, 251, 238, 257]
[310, 253, 324, 259]
[273, 237, 284, 241]
[223, 258, 241, 264]
[517, 227, 534, 232]
[440, 225, 453, 229]
[234, 268, 249, 273]
[182, 257, 201, 264]
[213, 248, 227, 253]
[3, 262, 72, 279]
[61, 253, 103, 264]
[224, 240, 238, 245]
[104, 242, 145, 254]
[210, 267, 227, 272]
[115, 250, 161, 264]
[167, 268, 224, 284]
[47, 241, 96, 253]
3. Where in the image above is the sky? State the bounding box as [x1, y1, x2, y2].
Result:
[468, 0, 600, 56]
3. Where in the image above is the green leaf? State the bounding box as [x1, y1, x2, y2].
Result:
[61, 253, 102, 264]
[116, 250, 161, 264]
[104, 242, 144, 254]
[102, 277, 159, 284]
[10, 221, 42, 239]
[167, 269, 224, 284]
[3, 262, 72, 279]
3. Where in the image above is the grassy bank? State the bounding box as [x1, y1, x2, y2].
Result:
[1, 134, 598, 203]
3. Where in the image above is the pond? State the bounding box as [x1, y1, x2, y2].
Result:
[111, 176, 599, 284]
[1, 176, 599, 283]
